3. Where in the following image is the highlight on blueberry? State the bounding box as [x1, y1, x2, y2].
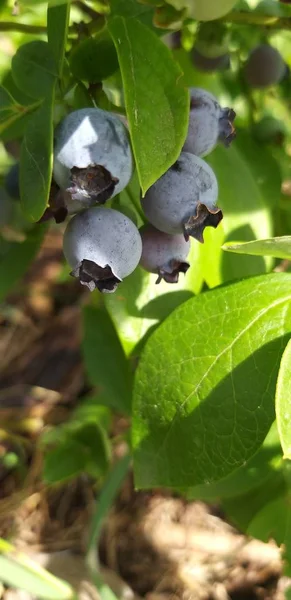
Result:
[183, 88, 236, 158]
[141, 152, 222, 242]
[53, 108, 133, 212]
[139, 224, 190, 284]
[63, 207, 142, 293]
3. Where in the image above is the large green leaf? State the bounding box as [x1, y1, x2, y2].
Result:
[82, 306, 132, 413]
[20, 88, 55, 221]
[47, 0, 70, 78]
[0, 225, 46, 302]
[276, 338, 291, 459]
[108, 16, 189, 194]
[223, 236, 291, 260]
[0, 538, 73, 600]
[12, 41, 57, 100]
[70, 31, 118, 83]
[203, 143, 273, 287]
[132, 273, 291, 489]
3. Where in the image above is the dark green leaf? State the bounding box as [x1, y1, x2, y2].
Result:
[70, 31, 118, 83]
[132, 273, 291, 489]
[108, 16, 189, 194]
[0, 85, 17, 123]
[20, 88, 54, 221]
[0, 225, 46, 302]
[73, 422, 110, 479]
[109, 0, 155, 29]
[47, 1, 70, 78]
[82, 306, 132, 413]
[276, 338, 291, 459]
[2, 70, 37, 106]
[247, 494, 291, 545]
[12, 41, 57, 100]
[223, 236, 291, 261]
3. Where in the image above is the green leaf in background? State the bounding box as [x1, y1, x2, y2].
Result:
[247, 493, 291, 545]
[109, 0, 156, 29]
[204, 143, 273, 287]
[0, 225, 46, 302]
[70, 31, 119, 83]
[0, 85, 18, 124]
[276, 337, 291, 459]
[0, 538, 73, 600]
[105, 238, 203, 356]
[132, 273, 291, 489]
[108, 16, 189, 194]
[47, 0, 70, 78]
[43, 422, 110, 483]
[12, 41, 57, 100]
[234, 130, 282, 210]
[223, 236, 291, 260]
[20, 87, 55, 221]
[82, 306, 132, 413]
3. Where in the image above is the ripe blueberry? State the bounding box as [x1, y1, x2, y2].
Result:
[4, 163, 20, 201]
[245, 45, 287, 89]
[141, 152, 222, 242]
[63, 207, 142, 293]
[140, 224, 190, 284]
[53, 108, 133, 211]
[183, 88, 236, 158]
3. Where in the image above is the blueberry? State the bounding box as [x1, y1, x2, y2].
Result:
[4, 163, 20, 201]
[53, 108, 133, 212]
[63, 207, 142, 293]
[141, 152, 222, 242]
[192, 22, 230, 73]
[192, 49, 230, 73]
[245, 45, 287, 89]
[0, 187, 14, 227]
[140, 224, 190, 284]
[183, 88, 236, 158]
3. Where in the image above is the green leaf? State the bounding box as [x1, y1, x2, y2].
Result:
[43, 422, 110, 483]
[203, 143, 273, 287]
[132, 273, 291, 489]
[0, 225, 46, 302]
[43, 439, 89, 483]
[234, 130, 282, 210]
[0, 538, 73, 600]
[247, 494, 291, 545]
[109, 0, 156, 29]
[108, 16, 189, 194]
[82, 306, 132, 413]
[70, 31, 119, 83]
[187, 423, 283, 501]
[20, 87, 55, 221]
[87, 453, 131, 558]
[47, 1, 70, 78]
[276, 338, 291, 459]
[223, 236, 291, 261]
[12, 41, 57, 100]
[0, 85, 17, 123]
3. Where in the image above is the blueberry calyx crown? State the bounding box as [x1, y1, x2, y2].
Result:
[219, 108, 236, 146]
[156, 260, 190, 284]
[71, 259, 121, 293]
[67, 165, 119, 204]
[183, 202, 223, 243]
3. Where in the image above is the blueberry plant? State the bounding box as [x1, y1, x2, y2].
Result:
[3, 0, 291, 597]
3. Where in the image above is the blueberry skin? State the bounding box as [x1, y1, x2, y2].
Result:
[141, 152, 219, 238]
[245, 45, 287, 89]
[63, 207, 142, 287]
[53, 108, 133, 200]
[140, 224, 190, 284]
[183, 88, 236, 157]
[4, 163, 20, 201]
[0, 187, 13, 227]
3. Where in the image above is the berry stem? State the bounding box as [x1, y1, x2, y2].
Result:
[223, 10, 291, 30]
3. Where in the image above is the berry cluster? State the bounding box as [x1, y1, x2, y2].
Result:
[3, 89, 236, 294]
